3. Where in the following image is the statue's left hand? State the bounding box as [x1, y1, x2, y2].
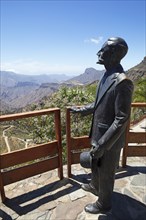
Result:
[70, 106, 81, 113]
[90, 144, 104, 159]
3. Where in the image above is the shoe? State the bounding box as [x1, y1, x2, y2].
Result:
[84, 202, 111, 214]
[81, 183, 98, 196]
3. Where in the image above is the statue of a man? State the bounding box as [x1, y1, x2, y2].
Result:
[71, 37, 134, 214]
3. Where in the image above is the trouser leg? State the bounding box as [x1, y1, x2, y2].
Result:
[90, 158, 99, 192]
[97, 147, 121, 209]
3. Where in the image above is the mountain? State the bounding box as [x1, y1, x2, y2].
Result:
[9, 84, 60, 109]
[66, 68, 104, 85]
[0, 99, 16, 113]
[0, 71, 72, 87]
[126, 56, 146, 81]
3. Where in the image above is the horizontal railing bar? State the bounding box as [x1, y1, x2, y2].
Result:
[0, 108, 60, 122]
[127, 146, 146, 156]
[0, 141, 58, 169]
[128, 132, 146, 143]
[131, 103, 146, 107]
[71, 152, 81, 165]
[2, 156, 59, 186]
[70, 136, 91, 150]
[67, 103, 146, 110]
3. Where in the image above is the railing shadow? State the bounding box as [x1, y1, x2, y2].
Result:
[70, 165, 146, 184]
[115, 165, 146, 179]
[0, 209, 12, 220]
[2, 177, 81, 216]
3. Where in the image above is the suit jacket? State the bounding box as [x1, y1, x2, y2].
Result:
[80, 70, 134, 151]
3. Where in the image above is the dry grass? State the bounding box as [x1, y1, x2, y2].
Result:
[0, 136, 8, 154]
[8, 137, 26, 151]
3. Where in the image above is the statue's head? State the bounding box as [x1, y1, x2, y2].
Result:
[97, 37, 128, 68]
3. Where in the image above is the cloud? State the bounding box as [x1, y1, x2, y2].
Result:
[1, 59, 85, 75]
[84, 36, 103, 45]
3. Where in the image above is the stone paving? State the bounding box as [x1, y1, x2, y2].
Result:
[0, 156, 146, 220]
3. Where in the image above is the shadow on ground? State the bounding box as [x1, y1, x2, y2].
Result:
[1, 178, 80, 217]
[115, 165, 146, 179]
[1, 166, 146, 220]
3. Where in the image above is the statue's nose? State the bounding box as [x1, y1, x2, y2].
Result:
[97, 50, 101, 56]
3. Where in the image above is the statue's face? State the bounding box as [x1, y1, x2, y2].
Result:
[96, 40, 115, 66]
[97, 44, 111, 65]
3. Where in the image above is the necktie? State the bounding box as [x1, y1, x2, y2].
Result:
[100, 72, 108, 86]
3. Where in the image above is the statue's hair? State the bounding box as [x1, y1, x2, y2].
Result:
[108, 37, 128, 61]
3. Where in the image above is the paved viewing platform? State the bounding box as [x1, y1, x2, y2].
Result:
[0, 119, 146, 220]
[0, 157, 146, 220]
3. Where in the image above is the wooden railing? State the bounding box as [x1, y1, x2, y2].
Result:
[66, 103, 146, 177]
[0, 108, 63, 202]
[122, 103, 146, 167]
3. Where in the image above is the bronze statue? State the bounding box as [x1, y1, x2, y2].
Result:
[71, 37, 134, 214]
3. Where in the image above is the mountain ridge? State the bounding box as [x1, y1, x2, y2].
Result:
[126, 56, 146, 81]
[0, 71, 72, 87]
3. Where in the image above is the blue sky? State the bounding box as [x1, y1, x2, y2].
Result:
[1, 0, 145, 75]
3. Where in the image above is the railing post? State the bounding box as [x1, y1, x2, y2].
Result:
[54, 109, 63, 179]
[66, 108, 72, 177]
[122, 120, 130, 167]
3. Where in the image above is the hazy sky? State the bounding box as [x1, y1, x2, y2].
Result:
[1, 0, 145, 75]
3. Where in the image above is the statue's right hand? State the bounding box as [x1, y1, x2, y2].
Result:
[90, 144, 104, 159]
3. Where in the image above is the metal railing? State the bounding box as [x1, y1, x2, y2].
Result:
[0, 108, 63, 202]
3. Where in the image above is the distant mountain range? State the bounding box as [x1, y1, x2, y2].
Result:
[0, 71, 72, 87]
[0, 68, 103, 112]
[0, 57, 145, 113]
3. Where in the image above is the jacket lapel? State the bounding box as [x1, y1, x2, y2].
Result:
[95, 72, 118, 108]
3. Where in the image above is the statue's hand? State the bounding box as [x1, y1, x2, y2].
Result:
[70, 106, 81, 114]
[90, 144, 104, 159]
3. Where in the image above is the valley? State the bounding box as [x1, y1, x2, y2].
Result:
[0, 124, 34, 154]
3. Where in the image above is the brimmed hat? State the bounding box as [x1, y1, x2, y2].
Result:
[80, 151, 92, 169]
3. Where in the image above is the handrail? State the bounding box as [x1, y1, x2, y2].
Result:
[0, 108, 63, 202]
[131, 103, 146, 107]
[0, 108, 59, 121]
